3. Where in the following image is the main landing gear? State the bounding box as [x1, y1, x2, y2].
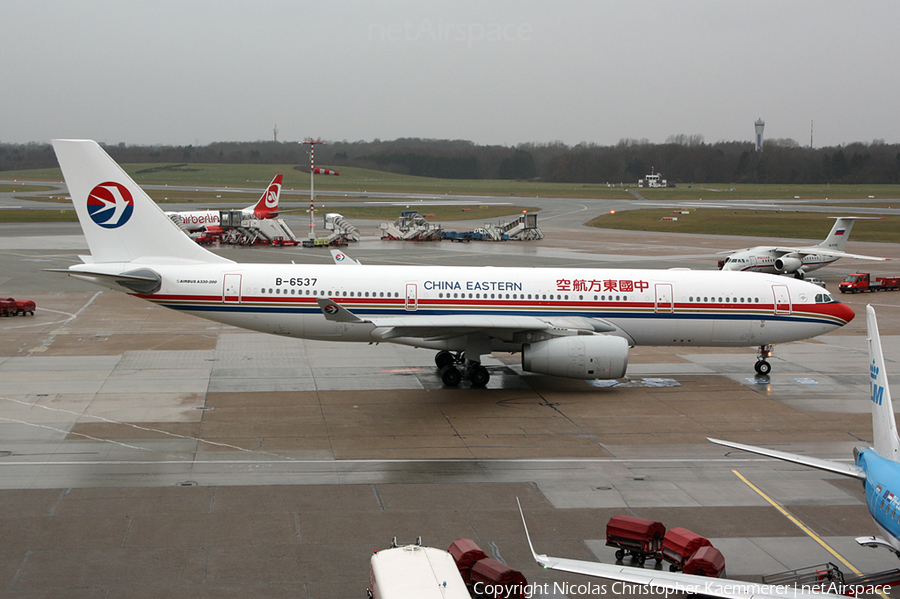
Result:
[435, 351, 490, 388]
[755, 344, 774, 376]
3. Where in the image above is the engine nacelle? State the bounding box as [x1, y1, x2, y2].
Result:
[774, 255, 802, 273]
[522, 335, 629, 380]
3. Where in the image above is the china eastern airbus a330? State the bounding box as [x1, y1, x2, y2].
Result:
[51, 140, 854, 387]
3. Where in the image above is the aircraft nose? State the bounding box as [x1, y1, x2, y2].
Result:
[829, 301, 855, 324]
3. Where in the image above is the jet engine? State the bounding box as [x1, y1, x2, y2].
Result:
[774, 255, 803, 274]
[522, 335, 629, 380]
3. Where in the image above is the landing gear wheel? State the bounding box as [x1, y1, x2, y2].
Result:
[468, 364, 490, 388]
[435, 351, 454, 370]
[440, 365, 462, 387]
[755, 360, 771, 375]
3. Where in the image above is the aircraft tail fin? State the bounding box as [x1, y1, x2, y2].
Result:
[818, 217, 864, 252]
[52, 139, 231, 265]
[248, 174, 282, 218]
[867, 305, 900, 460]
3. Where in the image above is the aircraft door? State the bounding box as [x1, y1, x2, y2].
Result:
[223, 274, 242, 304]
[405, 283, 418, 311]
[749, 256, 757, 268]
[654, 283, 674, 313]
[772, 284, 791, 314]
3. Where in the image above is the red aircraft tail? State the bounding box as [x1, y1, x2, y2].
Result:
[249, 174, 283, 219]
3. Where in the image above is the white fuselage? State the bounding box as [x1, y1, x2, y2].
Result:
[721, 248, 835, 275]
[74, 263, 852, 352]
[168, 208, 257, 231]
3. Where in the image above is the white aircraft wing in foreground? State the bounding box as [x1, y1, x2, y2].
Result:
[518, 499, 862, 598]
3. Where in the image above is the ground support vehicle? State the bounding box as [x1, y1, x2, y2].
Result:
[606, 515, 666, 565]
[840, 273, 900, 293]
[661, 527, 713, 572]
[469, 558, 527, 599]
[448, 538, 488, 585]
[0, 298, 16, 316]
[682, 545, 726, 577]
[368, 539, 470, 599]
[15, 300, 35, 316]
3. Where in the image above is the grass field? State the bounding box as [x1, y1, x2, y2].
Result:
[0, 209, 78, 222]
[7, 163, 900, 200]
[588, 208, 900, 243]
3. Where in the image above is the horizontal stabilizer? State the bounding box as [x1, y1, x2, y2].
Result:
[44, 267, 162, 294]
[708, 437, 866, 480]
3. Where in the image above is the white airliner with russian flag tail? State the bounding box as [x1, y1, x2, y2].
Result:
[720, 216, 888, 278]
[165, 174, 282, 231]
[51, 140, 854, 387]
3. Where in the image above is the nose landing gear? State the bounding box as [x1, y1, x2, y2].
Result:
[755, 344, 774, 375]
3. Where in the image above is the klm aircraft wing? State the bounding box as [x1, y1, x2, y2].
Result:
[708, 438, 866, 479]
[518, 499, 846, 599]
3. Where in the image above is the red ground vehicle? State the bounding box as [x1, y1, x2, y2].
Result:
[15, 300, 36, 316]
[682, 545, 726, 577]
[469, 558, 527, 599]
[0, 298, 15, 317]
[448, 538, 488, 585]
[661, 527, 712, 572]
[840, 273, 900, 293]
[606, 515, 666, 565]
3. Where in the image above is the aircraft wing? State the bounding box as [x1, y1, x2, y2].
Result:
[517, 499, 841, 599]
[708, 438, 866, 480]
[772, 247, 889, 262]
[315, 299, 618, 341]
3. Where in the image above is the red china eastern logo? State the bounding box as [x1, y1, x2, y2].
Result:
[324, 304, 339, 315]
[87, 182, 134, 228]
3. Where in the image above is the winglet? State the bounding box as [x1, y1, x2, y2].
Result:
[516, 498, 553, 569]
[316, 298, 365, 323]
[867, 305, 900, 460]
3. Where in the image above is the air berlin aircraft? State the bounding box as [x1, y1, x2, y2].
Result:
[165, 174, 282, 231]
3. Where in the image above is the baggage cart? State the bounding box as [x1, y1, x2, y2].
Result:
[448, 538, 488, 584]
[470, 558, 527, 599]
[683, 545, 725, 577]
[606, 515, 665, 565]
[15, 300, 35, 316]
[0, 298, 16, 317]
[661, 527, 711, 571]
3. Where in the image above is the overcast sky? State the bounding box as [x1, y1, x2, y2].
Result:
[4, 0, 899, 148]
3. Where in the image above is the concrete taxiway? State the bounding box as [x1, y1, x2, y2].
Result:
[1, 191, 900, 597]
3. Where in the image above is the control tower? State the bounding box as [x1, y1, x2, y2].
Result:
[755, 118, 765, 151]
